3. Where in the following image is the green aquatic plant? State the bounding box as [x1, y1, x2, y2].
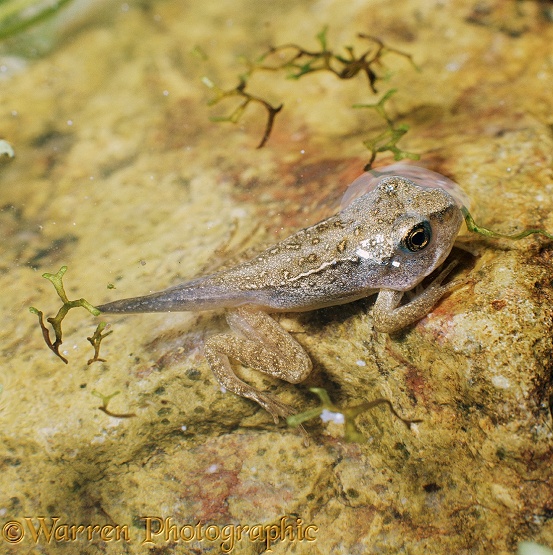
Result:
[0, 0, 74, 40]
[353, 88, 420, 170]
[91, 390, 136, 419]
[86, 322, 112, 365]
[256, 28, 418, 91]
[29, 266, 109, 364]
[462, 206, 553, 241]
[361, 124, 416, 170]
[287, 387, 421, 443]
[205, 27, 417, 151]
[203, 76, 283, 149]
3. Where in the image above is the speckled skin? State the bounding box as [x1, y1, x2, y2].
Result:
[98, 176, 464, 424]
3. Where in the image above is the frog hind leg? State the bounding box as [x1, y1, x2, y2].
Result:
[203, 306, 312, 432]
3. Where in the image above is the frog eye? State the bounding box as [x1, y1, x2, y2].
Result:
[402, 221, 432, 252]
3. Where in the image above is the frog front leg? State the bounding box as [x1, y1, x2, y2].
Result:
[372, 260, 459, 333]
[203, 306, 312, 425]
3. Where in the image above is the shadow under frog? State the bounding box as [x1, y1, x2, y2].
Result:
[97, 167, 464, 428]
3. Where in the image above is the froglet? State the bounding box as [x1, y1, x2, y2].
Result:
[97, 165, 465, 426]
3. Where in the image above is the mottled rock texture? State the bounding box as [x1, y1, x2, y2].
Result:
[0, 1, 552, 554]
